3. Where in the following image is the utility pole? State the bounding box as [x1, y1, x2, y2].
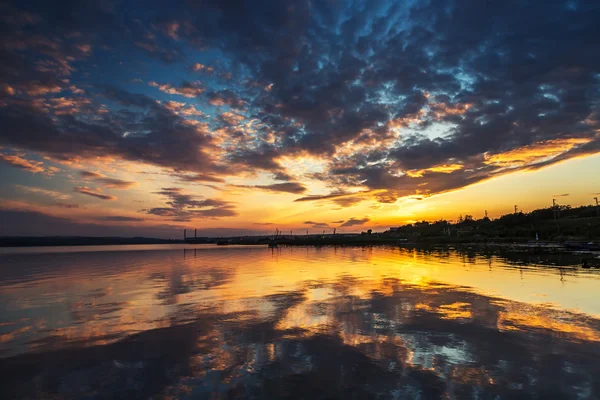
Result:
[552, 199, 557, 221]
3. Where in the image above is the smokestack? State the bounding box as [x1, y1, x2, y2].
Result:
[195, 229, 197, 238]
[184, 229, 187, 239]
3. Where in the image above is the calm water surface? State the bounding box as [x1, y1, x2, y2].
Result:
[1, 244, 599, 399]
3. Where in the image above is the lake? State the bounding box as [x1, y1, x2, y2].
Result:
[1, 244, 599, 399]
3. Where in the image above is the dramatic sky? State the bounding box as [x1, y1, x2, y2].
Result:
[1, 0, 599, 237]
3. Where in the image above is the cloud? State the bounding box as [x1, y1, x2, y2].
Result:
[99, 216, 145, 222]
[0, 208, 181, 238]
[0, 86, 221, 177]
[0, 0, 599, 213]
[53, 202, 79, 209]
[134, 40, 183, 63]
[0, 153, 57, 175]
[192, 63, 215, 74]
[483, 139, 591, 170]
[206, 90, 245, 108]
[149, 81, 205, 98]
[238, 182, 306, 194]
[73, 187, 117, 200]
[162, 101, 204, 116]
[174, 173, 225, 183]
[303, 221, 329, 228]
[294, 190, 380, 207]
[15, 184, 71, 201]
[79, 171, 137, 189]
[294, 191, 372, 202]
[0, 154, 44, 173]
[340, 217, 370, 227]
[219, 112, 245, 125]
[145, 187, 237, 221]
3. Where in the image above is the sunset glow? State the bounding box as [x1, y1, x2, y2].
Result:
[1, 1, 599, 238]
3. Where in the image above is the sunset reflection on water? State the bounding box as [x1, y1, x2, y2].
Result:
[1, 245, 599, 399]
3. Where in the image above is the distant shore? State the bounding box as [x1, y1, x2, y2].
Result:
[2, 236, 599, 257]
[0, 236, 185, 247]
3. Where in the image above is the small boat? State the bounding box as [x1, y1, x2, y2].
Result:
[216, 240, 230, 246]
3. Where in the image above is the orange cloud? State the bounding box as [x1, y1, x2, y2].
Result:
[406, 163, 464, 178]
[2, 84, 15, 96]
[0, 153, 59, 175]
[162, 100, 204, 116]
[429, 102, 472, 120]
[48, 96, 92, 115]
[484, 138, 591, 168]
[220, 111, 245, 125]
[149, 81, 204, 98]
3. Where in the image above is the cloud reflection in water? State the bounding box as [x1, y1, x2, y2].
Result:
[0, 245, 599, 398]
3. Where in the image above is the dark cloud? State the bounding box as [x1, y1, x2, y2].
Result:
[73, 187, 116, 201]
[303, 221, 329, 228]
[99, 216, 145, 222]
[272, 171, 294, 181]
[173, 173, 225, 184]
[226, 146, 283, 171]
[206, 89, 245, 108]
[145, 187, 237, 221]
[178, 0, 599, 200]
[0, 86, 223, 177]
[79, 171, 137, 189]
[237, 182, 306, 194]
[0, 208, 181, 238]
[294, 190, 378, 207]
[340, 217, 370, 227]
[294, 191, 374, 203]
[1, 0, 599, 207]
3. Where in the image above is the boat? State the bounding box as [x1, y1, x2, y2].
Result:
[216, 240, 230, 246]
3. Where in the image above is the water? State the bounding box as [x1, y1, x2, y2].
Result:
[1, 244, 599, 399]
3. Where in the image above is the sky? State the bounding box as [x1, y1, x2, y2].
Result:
[0, 0, 599, 238]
